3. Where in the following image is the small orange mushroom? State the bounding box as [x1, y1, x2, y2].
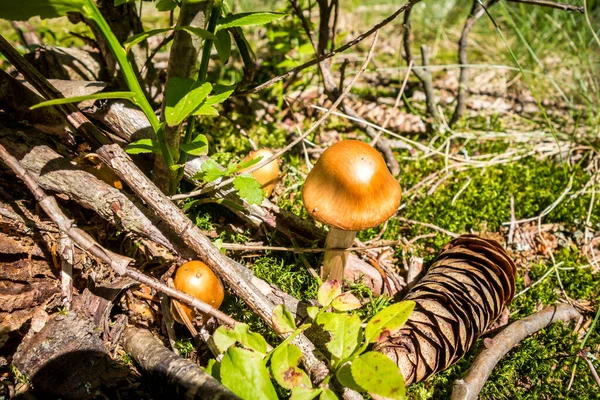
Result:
[239, 149, 280, 198]
[171, 260, 224, 324]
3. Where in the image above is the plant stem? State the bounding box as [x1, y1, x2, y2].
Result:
[322, 228, 356, 283]
[174, 0, 222, 193]
[82, 0, 174, 168]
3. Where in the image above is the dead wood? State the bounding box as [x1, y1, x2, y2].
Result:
[0, 34, 110, 148]
[12, 311, 113, 399]
[451, 303, 582, 400]
[97, 143, 331, 383]
[122, 326, 240, 400]
[10, 21, 41, 49]
[0, 133, 180, 255]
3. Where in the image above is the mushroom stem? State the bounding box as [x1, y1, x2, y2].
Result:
[322, 227, 357, 282]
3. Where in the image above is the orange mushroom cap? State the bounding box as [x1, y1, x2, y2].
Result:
[239, 149, 280, 198]
[302, 140, 401, 231]
[172, 260, 224, 323]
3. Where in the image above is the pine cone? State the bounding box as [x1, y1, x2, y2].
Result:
[374, 235, 516, 385]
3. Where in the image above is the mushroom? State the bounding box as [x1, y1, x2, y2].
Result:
[238, 149, 280, 198]
[302, 140, 401, 283]
[171, 260, 225, 324]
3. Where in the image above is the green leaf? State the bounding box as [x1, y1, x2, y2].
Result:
[290, 387, 322, 400]
[320, 389, 338, 400]
[331, 292, 362, 312]
[221, 347, 278, 400]
[213, 323, 268, 354]
[317, 280, 341, 307]
[114, 0, 132, 6]
[215, 29, 232, 63]
[233, 174, 264, 205]
[0, 0, 86, 21]
[205, 84, 236, 106]
[179, 26, 217, 40]
[193, 104, 219, 116]
[203, 359, 220, 379]
[155, 0, 178, 11]
[165, 78, 212, 126]
[125, 138, 161, 155]
[272, 304, 296, 334]
[306, 306, 319, 320]
[180, 134, 208, 156]
[193, 158, 225, 182]
[270, 343, 311, 390]
[315, 312, 362, 362]
[217, 12, 286, 31]
[364, 301, 415, 344]
[236, 156, 261, 170]
[335, 363, 363, 392]
[123, 28, 172, 51]
[30, 92, 136, 110]
[351, 352, 406, 399]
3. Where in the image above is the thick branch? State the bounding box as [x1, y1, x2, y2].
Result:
[122, 326, 239, 399]
[451, 304, 581, 400]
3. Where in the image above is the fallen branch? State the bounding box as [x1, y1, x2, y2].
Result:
[96, 143, 330, 383]
[506, 0, 584, 13]
[450, 303, 581, 400]
[0, 142, 237, 327]
[122, 326, 239, 400]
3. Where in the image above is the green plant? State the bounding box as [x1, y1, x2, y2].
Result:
[208, 280, 415, 400]
[0, 0, 284, 198]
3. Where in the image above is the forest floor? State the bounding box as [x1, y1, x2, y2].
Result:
[0, 1, 599, 399]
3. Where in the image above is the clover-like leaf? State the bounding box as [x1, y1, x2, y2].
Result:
[221, 347, 278, 400]
[317, 280, 341, 307]
[364, 300, 415, 343]
[351, 352, 406, 399]
[315, 312, 362, 362]
[270, 343, 311, 390]
[331, 292, 362, 312]
[272, 304, 296, 334]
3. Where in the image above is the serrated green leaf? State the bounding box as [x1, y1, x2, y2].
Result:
[0, 0, 85, 21]
[331, 292, 362, 312]
[315, 312, 362, 362]
[125, 138, 161, 155]
[335, 363, 363, 392]
[233, 174, 264, 205]
[320, 389, 338, 400]
[270, 343, 311, 390]
[221, 347, 278, 400]
[364, 301, 415, 344]
[180, 134, 208, 156]
[217, 12, 285, 31]
[165, 78, 212, 127]
[215, 29, 232, 63]
[290, 387, 322, 400]
[351, 352, 406, 399]
[306, 306, 319, 320]
[317, 280, 341, 307]
[192, 159, 225, 182]
[155, 0, 178, 11]
[30, 91, 135, 110]
[272, 304, 296, 334]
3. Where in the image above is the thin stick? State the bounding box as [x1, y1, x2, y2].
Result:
[171, 31, 382, 201]
[220, 240, 406, 253]
[0, 143, 237, 328]
[451, 304, 581, 400]
[505, 0, 584, 13]
[58, 234, 74, 311]
[398, 217, 460, 238]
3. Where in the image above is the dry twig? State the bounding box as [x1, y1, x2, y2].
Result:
[451, 304, 581, 400]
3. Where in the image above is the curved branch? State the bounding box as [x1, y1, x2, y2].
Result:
[451, 304, 581, 400]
